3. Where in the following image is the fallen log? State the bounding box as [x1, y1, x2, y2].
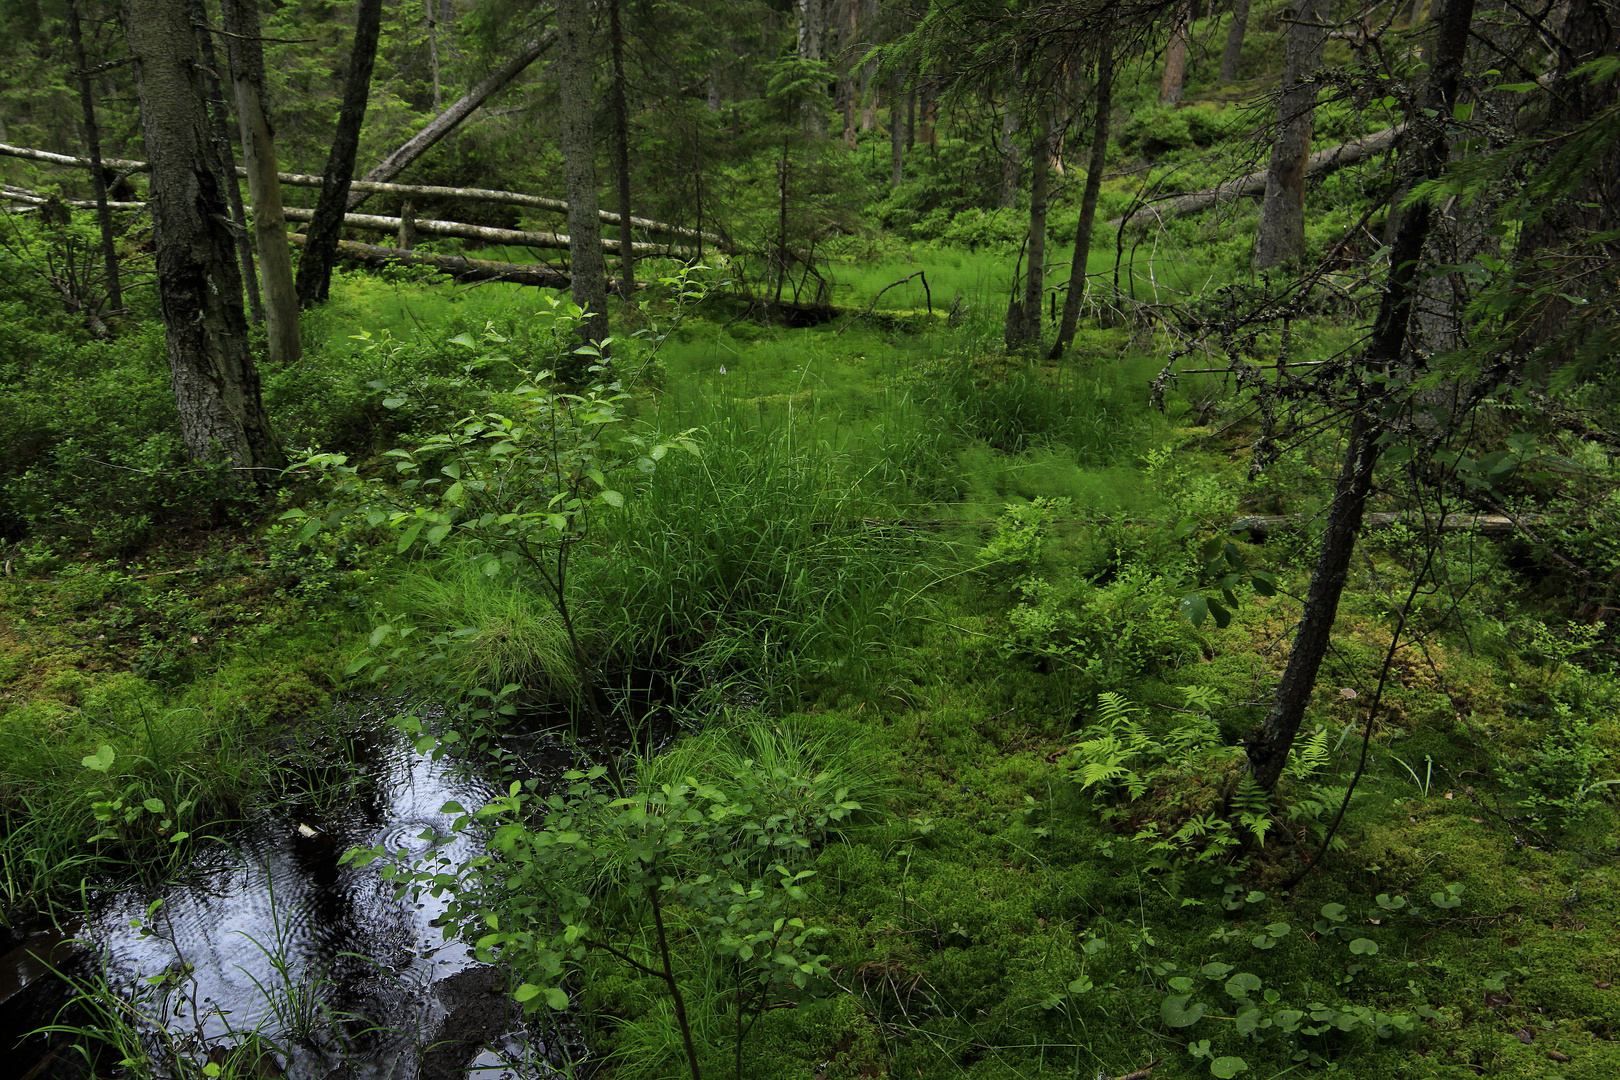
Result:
[1232, 511, 1542, 538]
[278, 205, 699, 258]
[289, 233, 572, 289]
[0, 141, 147, 172]
[0, 141, 729, 251]
[1109, 126, 1403, 232]
[348, 33, 557, 210]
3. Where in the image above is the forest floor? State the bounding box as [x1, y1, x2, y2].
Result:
[1, 264, 1617, 1080]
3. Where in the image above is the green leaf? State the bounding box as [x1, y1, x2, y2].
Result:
[1181, 594, 1210, 627]
[1225, 973, 1262, 998]
[1349, 938, 1379, 955]
[143, 798, 166, 814]
[1161, 994, 1206, 1028]
[599, 489, 625, 508]
[545, 986, 570, 1010]
[514, 983, 541, 1002]
[1210, 1056, 1248, 1078]
[82, 745, 116, 772]
[397, 521, 424, 553]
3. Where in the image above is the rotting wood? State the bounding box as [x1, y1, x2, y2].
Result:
[1109, 126, 1403, 232]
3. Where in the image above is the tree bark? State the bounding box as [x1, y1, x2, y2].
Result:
[608, 0, 634, 298]
[1247, 0, 1477, 794]
[556, 0, 610, 347]
[1253, 0, 1331, 271]
[222, 0, 301, 367]
[187, 0, 261, 325]
[1051, 30, 1112, 360]
[348, 33, 556, 210]
[296, 0, 384, 307]
[123, 0, 280, 477]
[1219, 0, 1251, 82]
[1159, 0, 1191, 105]
[66, 0, 122, 312]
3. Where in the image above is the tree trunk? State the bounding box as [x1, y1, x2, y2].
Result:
[556, 0, 610, 347]
[288, 234, 573, 289]
[1006, 110, 1050, 350]
[1253, 0, 1331, 270]
[66, 0, 121, 313]
[1023, 111, 1051, 339]
[122, 0, 280, 477]
[906, 83, 916, 149]
[999, 76, 1022, 209]
[889, 68, 904, 186]
[1219, 0, 1251, 82]
[1512, 0, 1620, 363]
[920, 78, 937, 148]
[296, 0, 384, 307]
[188, 0, 261, 325]
[348, 33, 556, 209]
[609, 0, 634, 298]
[840, 0, 859, 147]
[797, 0, 826, 134]
[222, 0, 301, 367]
[1247, 0, 1477, 793]
[426, 0, 441, 111]
[1051, 31, 1112, 360]
[1159, 0, 1191, 105]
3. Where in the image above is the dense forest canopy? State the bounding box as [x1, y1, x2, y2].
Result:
[2, 0, 1619, 1078]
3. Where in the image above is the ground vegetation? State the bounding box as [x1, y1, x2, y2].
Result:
[1, 1, 1619, 1078]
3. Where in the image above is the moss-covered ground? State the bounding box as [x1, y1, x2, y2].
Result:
[2, 264, 1617, 1080]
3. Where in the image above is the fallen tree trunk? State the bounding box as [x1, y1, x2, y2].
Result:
[278, 205, 698, 257]
[1232, 511, 1541, 538]
[347, 33, 556, 210]
[2, 188, 144, 210]
[1109, 126, 1402, 231]
[288, 233, 572, 289]
[0, 141, 731, 250]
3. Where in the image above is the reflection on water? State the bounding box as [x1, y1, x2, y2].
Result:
[82, 700, 505, 1079]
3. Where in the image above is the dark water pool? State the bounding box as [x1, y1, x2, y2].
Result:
[4, 699, 594, 1080]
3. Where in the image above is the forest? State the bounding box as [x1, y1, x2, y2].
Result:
[1, 0, 1618, 1077]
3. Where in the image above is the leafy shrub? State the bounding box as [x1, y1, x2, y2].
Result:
[1118, 104, 1229, 159]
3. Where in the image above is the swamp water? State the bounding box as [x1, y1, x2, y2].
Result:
[2, 699, 604, 1080]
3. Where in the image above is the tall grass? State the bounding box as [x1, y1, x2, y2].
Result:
[0, 705, 258, 910]
[586, 407, 942, 698]
[379, 557, 580, 697]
